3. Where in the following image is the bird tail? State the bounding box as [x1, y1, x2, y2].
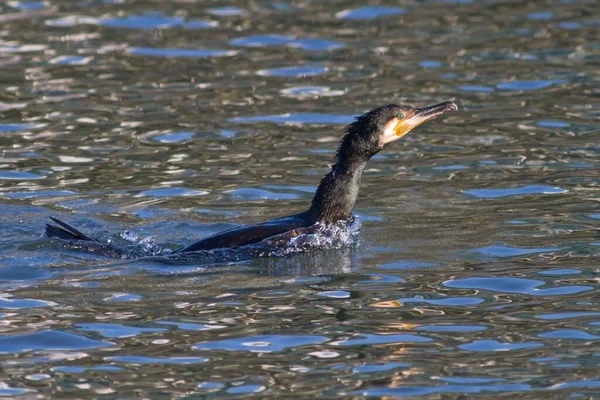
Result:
[45, 216, 96, 242]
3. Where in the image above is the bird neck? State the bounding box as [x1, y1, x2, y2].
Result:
[306, 156, 368, 223]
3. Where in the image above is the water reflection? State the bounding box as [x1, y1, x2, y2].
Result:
[194, 334, 328, 353]
[229, 35, 344, 51]
[0, 331, 113, 354]
[444, 277, 593, 296]
[46, 12, 218, 29]
[0, 0, 598, 397]
[127, 47, 237, 58]
[257, 246, 361, 276]
[336, 6, 405, 20]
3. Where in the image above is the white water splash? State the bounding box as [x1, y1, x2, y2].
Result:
[118, 231, 171, 258]
[263, 218, 361, 257]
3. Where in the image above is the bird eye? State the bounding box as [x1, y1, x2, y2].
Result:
[397, 113, 404, 119]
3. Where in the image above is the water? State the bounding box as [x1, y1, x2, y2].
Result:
[0, 0, 599, 397]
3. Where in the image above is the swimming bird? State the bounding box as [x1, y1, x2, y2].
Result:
[46, 101, 458, 254]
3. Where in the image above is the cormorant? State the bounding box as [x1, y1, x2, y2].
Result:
[46, 101, 458, 254]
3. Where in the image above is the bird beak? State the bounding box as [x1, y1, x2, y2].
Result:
[394, 101, 458, 137]
[414, 101, 458, 119]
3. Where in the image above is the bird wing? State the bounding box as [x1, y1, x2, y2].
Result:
[45, 216, 96, 242]
[173, 214, 311, 253]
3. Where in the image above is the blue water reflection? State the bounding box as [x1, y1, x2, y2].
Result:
[400, 296, 484, 306]
[458, 85, 494, 93]
[0, 171, 43, 180]
[194, 335, 328, 353]
[538, 329, 600, 340]
[0, 297, 55, 309]
[353, 363, 410, 373]
[415, 325, 487, 332]
[151, 132, 195, 143]
[257, 65, 327, 77]
[444, 277, 592, 296]
[208, 6, 244, 16]
[463, 185, 568, 198]
[334, 333, 432, 346]
[538, 312, 600, 320]
[231, 113, 355, 125]
[354, 383, 532, 396]
[75, 323, 167, 338]
[459, 339, 543, 351]
[47, 12, 217, 29]
[128, 48, 236, 58]
[0, 124, 39, 132]
[8, 1, 47, 10]
[107, 356, 208, 364]
[496, 80, 564, 91]
[5, 190, 78, 199]
[0, 331, 112, 353]
[471, 245, 565, 258]
[139, 188, 209, 197]
[538, 268, 581, 275]
[336, 6, 405, 20]
[230, 35, 344, 51]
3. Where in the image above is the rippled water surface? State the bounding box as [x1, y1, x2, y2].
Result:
[1, 0, 599, 398]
